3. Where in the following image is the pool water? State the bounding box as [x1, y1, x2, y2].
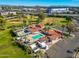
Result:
[32, 33, 43, 40]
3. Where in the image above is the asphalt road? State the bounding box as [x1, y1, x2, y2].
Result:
[54, 14, 79, 17]
[43, 17, 79, 58]
[43, 32, 79, 58]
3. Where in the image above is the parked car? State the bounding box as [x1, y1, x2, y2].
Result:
[37, 41, 49, 50]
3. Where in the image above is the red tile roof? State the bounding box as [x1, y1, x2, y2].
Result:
[47, 30, 61, 40]
[29, 27, 37, 32]
[35, 24, 43, 28]
[28, 24, 44, 33]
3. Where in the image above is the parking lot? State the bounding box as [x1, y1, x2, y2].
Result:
[43, 17, 79, 58]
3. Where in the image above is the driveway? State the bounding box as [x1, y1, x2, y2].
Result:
[42, 17, 79, 58]
[43, 32, 79, 58]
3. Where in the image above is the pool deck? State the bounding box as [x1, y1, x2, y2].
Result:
[27, 32, 45, 42]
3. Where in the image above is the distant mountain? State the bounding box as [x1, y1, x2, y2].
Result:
[0, 5, 79, 8]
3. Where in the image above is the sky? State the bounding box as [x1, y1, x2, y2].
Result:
[0, 0, 79, 6]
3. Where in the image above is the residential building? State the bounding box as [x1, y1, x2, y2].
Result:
[46, 7, 69, 15]
[0, 10, 17, 16]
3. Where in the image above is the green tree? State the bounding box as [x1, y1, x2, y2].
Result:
[66, 22, 76, 35]
[38, 11, 46, 21]
[35, 50, 43, 58]
[44, 23, 50, 32]
[66, 17, 73, 35]
[66, 16, 72, 25]
[24, 46, 33, 54]
[17, 12, 24, 21]
[0, 16, 6, 29]
[36, 18, 41, 24]
[23, 19, 26, 26]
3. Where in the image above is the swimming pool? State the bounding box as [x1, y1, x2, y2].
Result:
[32, 33, 43, 41]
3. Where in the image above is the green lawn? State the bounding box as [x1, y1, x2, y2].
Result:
[0, 16, 71, 58]
[41, 17, 68, 26]
[52, 18, 68, 26]
[0, 29, 32, 58]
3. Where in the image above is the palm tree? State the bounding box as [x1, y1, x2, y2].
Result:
[66, 26, 72, 36]
[38, 11, 46, 21]
[66, 16, 72, 25]
[0, 16, 6, 29]
[44, 23, 50, 32]
[61, 25, 65, 32]
[24, 46, 33, 54]
[66, 16, 73, 35]
[44, 23, 51, 42]
[35, 50, 43, 58]
[17, 12, 23, 22]
[23, 16, 30, 26]
[36, 18, 41, 24]
[61, 25, 66, 37]
[45, 52, 50, 58]
[66, 22, 76, 36]
[23, 19, 26, 26]
[74, 47, 79, 58]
